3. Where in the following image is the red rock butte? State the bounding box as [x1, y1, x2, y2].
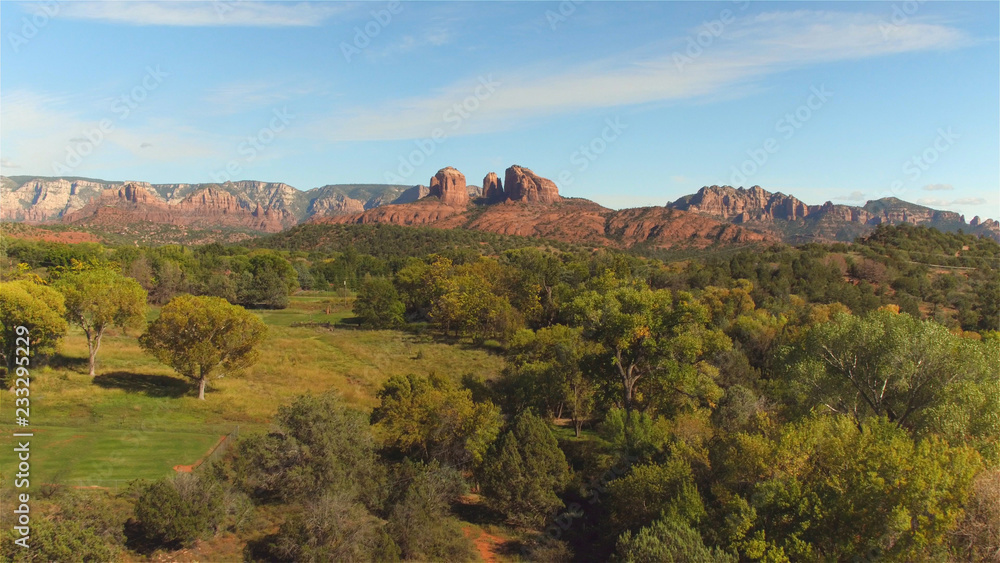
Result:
[428, 167, 469, 207]
[503, 165, 560, 203]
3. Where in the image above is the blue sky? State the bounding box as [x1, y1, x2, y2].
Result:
[2, 1, 998, 221]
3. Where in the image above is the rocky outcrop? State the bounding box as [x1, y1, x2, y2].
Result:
[61, 183, 292, 232]
[1, 178, 122, 221]
[390, 185, 430, 205]
[306, 193, 366, 217]
[482, 172, 504, 202]
[316, 195, 771, 250]
[504, 165, 559, 203]
[5, 173, 996, 244]
[428, 167, 469, 207]
[667, 185, 999, 242]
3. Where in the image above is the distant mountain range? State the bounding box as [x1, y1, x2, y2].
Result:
[1, 170, 997, 248]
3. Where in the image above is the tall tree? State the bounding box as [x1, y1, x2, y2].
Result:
[0, 280, 67, 381]
[139, 295, 266, 399]
[787, 308, 998, 434]
[56, 267, 147, 376]
[478, 410, 569, 526]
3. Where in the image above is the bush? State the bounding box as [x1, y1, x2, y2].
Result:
[129, 474, 223, 550]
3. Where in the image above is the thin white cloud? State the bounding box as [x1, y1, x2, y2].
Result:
[201, 81, 320, 115]
[951, 197, 987, 206]
[923, 183, 954, 191]
[316, 10, 967, 141]
[0, 90, 227, 174]
[918, 197, 987, 207]
[834, 190, 866, 201]
[51, 1, 349, 27]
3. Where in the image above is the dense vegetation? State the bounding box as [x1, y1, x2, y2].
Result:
[1, 222, 997, 561]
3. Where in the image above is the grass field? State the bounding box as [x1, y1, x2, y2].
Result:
[1, 294, 505, 486]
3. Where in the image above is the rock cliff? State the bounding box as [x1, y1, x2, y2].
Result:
[504, 165, 560, 203]
[428, 167, 469, 207]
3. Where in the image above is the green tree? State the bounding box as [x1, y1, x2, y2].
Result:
[712, 415, 982, 561]
[0, 280, 67, 379]
[385, 461, 474, 561]
[0, 491, 128, 562]
[131, 474, 223, 550]
[372, 373, 502, 469]
[606, 457, 705, 536]
[250, 492, 399, 563]
[502, 325, 597, 436]
[354, 277, 405, 328]
[617, 518, 736, 563]
[56, 267, 147, 376]
[233, 391, 385, 506]
[478, 410, 569, 526]
[568, 282, 729, 420]
[786, 309, 999, 441]
[139, 295, 266, 399]
[237, 252, 298, 308]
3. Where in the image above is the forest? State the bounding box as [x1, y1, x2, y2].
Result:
[0, 222, 997, 562]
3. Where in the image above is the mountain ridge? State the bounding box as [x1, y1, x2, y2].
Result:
[2, 171, 997, 245]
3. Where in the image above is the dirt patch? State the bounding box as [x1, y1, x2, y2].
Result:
[462, 525, 508, 563]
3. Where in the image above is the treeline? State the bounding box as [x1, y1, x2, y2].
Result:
[2, 223, 998, 561]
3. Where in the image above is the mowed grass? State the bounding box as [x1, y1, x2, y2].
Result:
[1, 294, 504, 484]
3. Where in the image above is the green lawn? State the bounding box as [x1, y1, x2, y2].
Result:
[1, 293, 504, 485]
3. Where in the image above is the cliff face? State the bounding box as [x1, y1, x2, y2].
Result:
[428, 167, 469, 207]
[668, 185, 999, 242]
[482, 172, 504, 202]
[504, 165, 560, 203]
[60, 183, 293, 232]
[4, 173, 996, 245]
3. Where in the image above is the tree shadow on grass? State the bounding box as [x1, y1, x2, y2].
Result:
[93, 371, 191, 398]
[47, 352, 90, 373]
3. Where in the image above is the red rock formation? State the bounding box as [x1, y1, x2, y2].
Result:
[315, 195, 770, 250]
[504, 165, 559, 203]
[482, 172, 504, 202]
[307, 193, 366, 217]
[62, 183, 291, 232]
[428, 167, 469, 207]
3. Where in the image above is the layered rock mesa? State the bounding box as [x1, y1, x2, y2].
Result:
[428, 167, 469, 207]
[61, 182, 293, 232]
[668, 185, 1000, 242]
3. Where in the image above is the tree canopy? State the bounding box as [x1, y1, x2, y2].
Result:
[139, 295, 266, 399]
